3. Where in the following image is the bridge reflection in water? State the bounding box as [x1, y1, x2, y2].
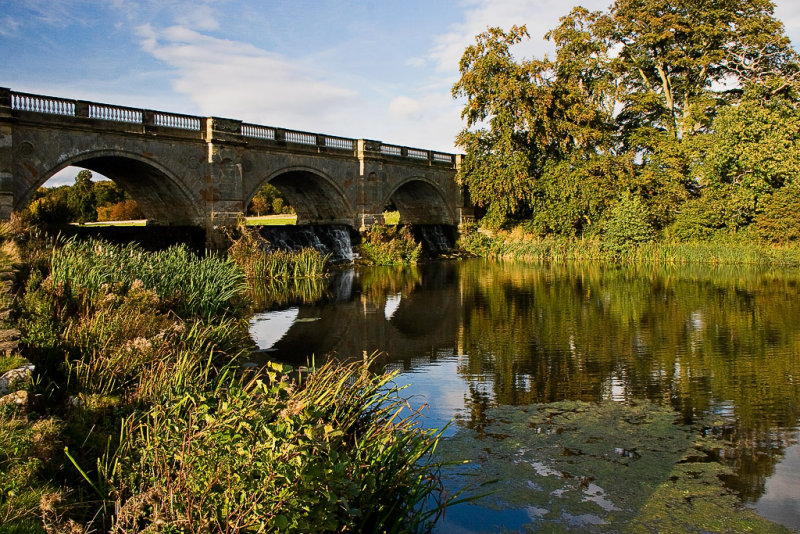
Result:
[250, 259, 800, 531]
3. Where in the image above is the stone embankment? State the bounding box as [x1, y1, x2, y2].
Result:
[0, 244, 32, 406]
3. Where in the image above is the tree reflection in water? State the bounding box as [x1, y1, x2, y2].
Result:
[250, 259, 800, 529]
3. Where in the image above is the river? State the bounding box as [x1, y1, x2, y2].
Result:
[249, 259, 800, 532]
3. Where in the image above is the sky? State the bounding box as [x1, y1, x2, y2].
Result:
[3, 0, 800, 186]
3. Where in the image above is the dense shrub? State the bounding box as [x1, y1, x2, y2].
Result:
[602, 193, 656, 251]
[97, 199, 144, 221]
[754, 184, 800, 244]
[359, 224, 422, 265]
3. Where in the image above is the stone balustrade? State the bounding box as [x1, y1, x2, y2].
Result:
[2, 88, 457, 166]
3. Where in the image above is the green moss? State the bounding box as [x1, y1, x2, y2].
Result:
[0, 356, 27, 375]
[438, 400, 787, 532]
[630, 461, 787, 533]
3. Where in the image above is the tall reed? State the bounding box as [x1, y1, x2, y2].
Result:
[12, 233, 449, 532]
[460, 229, 800, 267]
[111, 357, 446, 533]
[359, 224, 422, 265]
[49, 238, 247, 319]
[228, 227, 329, 281]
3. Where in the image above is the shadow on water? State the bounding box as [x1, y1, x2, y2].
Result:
[248, 259, 800, 531]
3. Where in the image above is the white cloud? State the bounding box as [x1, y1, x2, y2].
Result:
[174, 3, 219, 32]
[383, 0, 610, 152]
[20, 0, 89, 27]
[388, 96, 423, 120]
[136, 24, 360, 134]
[405, 57, 426, 68]
[427, 0, 608, 73]
[774, 1, 800, 48]
[0, 16, 20, 36]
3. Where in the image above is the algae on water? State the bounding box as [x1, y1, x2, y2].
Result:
[437, 400, 788, 533]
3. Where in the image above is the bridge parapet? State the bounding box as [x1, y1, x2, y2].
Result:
[2, 88, 458, 168]
[0, 87, 471, 246]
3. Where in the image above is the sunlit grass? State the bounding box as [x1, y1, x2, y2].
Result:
[7, 229, 447, 531]
[228, 227, 328, 282]
[245, 214, 297, 226]
[459, 227, 800, 267]
[383, 210, 400, 226]
[73, 220, 147, 227]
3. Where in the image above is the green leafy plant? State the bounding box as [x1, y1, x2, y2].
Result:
[112, 358, 447, 533]
[602, 193, 656, 252]
[359, 224, 422, 265]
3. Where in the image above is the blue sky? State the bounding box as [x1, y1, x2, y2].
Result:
[3, 0, 800, 185]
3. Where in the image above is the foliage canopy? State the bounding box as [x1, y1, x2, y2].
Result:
[454, 0, 800, 242]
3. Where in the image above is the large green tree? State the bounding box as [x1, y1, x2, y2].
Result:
[454, 0, 799, 238]
[68, 169, 97, 223]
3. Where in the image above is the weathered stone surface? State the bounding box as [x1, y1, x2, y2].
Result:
[0, 389, 28, 405]
[2, 88, 469, 242]
[0, 363, 33, 395]
[0, 328, 20, 341]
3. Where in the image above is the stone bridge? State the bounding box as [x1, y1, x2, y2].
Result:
[0, 88, 471, 243]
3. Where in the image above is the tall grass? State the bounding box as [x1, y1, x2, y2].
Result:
[250, 278, 328, 309]
[10, 233, 449, 531]
[228, 227, 329, 281]
[49, 238, 247, 319]
[459, 228, 800, 267]
[111, 358, 445, 533]
[359, 224, 422, 265]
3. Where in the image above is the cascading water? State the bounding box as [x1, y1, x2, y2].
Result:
[255, 223, 455, 262]
[256, 224, 355, 263]
[409, 224, 456, 255]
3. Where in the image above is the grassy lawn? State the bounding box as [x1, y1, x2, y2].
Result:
[383, 210, 400, 225]
[245, 214, 297, 226]
[74, 220, 147, 227]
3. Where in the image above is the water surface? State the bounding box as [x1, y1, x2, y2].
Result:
[249, 259, 800, 532]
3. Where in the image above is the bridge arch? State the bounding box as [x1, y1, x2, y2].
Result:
[20, 149, 203, 224]
[384, 177, 456, 225]
[248, 166, 354, 225]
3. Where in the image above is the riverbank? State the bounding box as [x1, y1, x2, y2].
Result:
[0, 228, 444, 532]
[459, 224, 800, 267]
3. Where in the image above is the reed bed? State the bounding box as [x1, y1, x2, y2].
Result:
[112, 358, 445, 533]
[228, 227, 329, 281]
[7, 233, 447, 532]
[250, 278, 328, 309]
[460, 229, 800, 267]
[359, 224, 422, 265]
[49, 238, 247, 319]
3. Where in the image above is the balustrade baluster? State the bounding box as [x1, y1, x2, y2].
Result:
[6, 89, 456, 166]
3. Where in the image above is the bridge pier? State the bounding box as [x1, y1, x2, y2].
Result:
[358, 213, 385, 231]
[1, 88, 471, 246]
[0, 91, 13, 219]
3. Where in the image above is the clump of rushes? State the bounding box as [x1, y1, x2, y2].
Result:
[458, 225, 800, 267]
[48, 238, 247, 320]
[228, 226, 329, 281]
[359, 224, 422, 265]
[250, 277, 328, 309]
[111, 358, 446, 533]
